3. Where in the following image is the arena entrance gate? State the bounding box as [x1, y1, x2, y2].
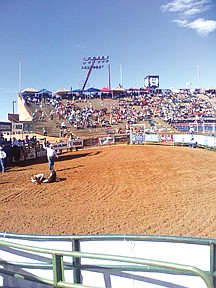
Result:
[130, 123, 146, 144]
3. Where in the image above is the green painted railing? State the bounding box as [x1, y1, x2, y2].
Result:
[0, 238, 214, 288]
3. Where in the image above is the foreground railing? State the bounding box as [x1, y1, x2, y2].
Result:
[0, 238, 214, 288]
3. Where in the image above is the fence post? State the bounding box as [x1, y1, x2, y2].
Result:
[52, 254, 64, 287]
[72, 239, 81, 284]
[210, 243, 216, 287]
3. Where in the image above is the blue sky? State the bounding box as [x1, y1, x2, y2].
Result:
[0, 0, 216, 121]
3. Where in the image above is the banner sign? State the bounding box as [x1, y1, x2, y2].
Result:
[0, 122, 12, 132]
[37, 151, 46, 157]
[146, 134, 160, 142]
[114, 135, 129, 143]
[83, 138, 99, 147]
[68, 139, 84, 148]
[159, 134, 216, 148]
[159, 134, 173, 142]
[53, 142, 68, 150]
[173, 134, 192, 144]
[27, 152, 36, 160]
[195, 135, 215, 148]
[131, 133, 145, 144]
[50, 140, 84, 151]
[99, 136, 115, 146]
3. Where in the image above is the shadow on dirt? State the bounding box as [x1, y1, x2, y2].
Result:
[11, 152, 96, 168]
[57, 165, 84, 172]
[58, 177, 66, 181]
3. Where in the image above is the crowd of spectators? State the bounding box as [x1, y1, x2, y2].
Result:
[131, 92, 215, 123]
[26, 89, 215, 136]
[53, 92, 214, 129]
[0, 133, 41, 170]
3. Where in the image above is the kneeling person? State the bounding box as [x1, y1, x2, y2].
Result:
[31, 170, 59, 184]
[43, 169, 58, 183]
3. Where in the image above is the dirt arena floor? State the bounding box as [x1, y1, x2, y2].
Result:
[0, 145, 216, 239]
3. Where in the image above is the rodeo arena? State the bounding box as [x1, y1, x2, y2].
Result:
[0, 74, 216, 288]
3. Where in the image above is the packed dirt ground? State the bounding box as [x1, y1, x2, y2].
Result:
[0, 145, 216, 239]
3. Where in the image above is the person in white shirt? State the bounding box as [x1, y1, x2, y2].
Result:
[43, 140, 59, 170]
[0, 146, 7, 173]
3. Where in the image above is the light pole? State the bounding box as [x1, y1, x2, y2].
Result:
[13, 100, 16, 114]
[81, 56, 109, 91]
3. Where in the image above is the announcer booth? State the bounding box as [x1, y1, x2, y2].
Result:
[144, 75, 160, 93]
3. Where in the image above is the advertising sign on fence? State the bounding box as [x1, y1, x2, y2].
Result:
[114, 135, 129, 143]
[68, 139, 83, 148]
[173, 134, 193, 144]
[159, 134, 173, 142]
[83, 138, 99, 147]
[146, 134, 160, 142]
[196, 135, 215, 147]
[131, 133, 145, 144]
[99, 136, 115, 146]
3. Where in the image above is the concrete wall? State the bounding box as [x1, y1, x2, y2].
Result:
[18, 95, 33, 122]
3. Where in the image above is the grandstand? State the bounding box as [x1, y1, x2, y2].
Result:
[1, 89, 215, 146]
[16, 93, 180, 140]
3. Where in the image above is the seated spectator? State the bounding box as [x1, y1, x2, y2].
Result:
[61, 122, 67, 129]
[42, 127, 47, 136]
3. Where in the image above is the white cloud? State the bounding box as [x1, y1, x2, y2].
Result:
[161, 0, 216, 36]
[162, 0, 194, 13]
[161, 0, 211, 16]
[184, 7, 207, 16]
[173, 18, 216, 36]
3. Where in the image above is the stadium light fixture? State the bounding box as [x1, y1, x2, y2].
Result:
[81, 55, 109, 90]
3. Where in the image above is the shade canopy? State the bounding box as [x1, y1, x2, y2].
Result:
[101, 87, 112, 92]
[86, 87, 101, 93]
[21, 88, 38, 93]
[127, 87, 139, 91]
[139, 87, 151, 91]
[37, 88, 52, 94]
[55, 88, 71, 95]
[72, 89, 84, 93]
[112, 87, 125, 92]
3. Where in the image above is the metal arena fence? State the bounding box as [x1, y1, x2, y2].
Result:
[0, 233, 216, 288]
